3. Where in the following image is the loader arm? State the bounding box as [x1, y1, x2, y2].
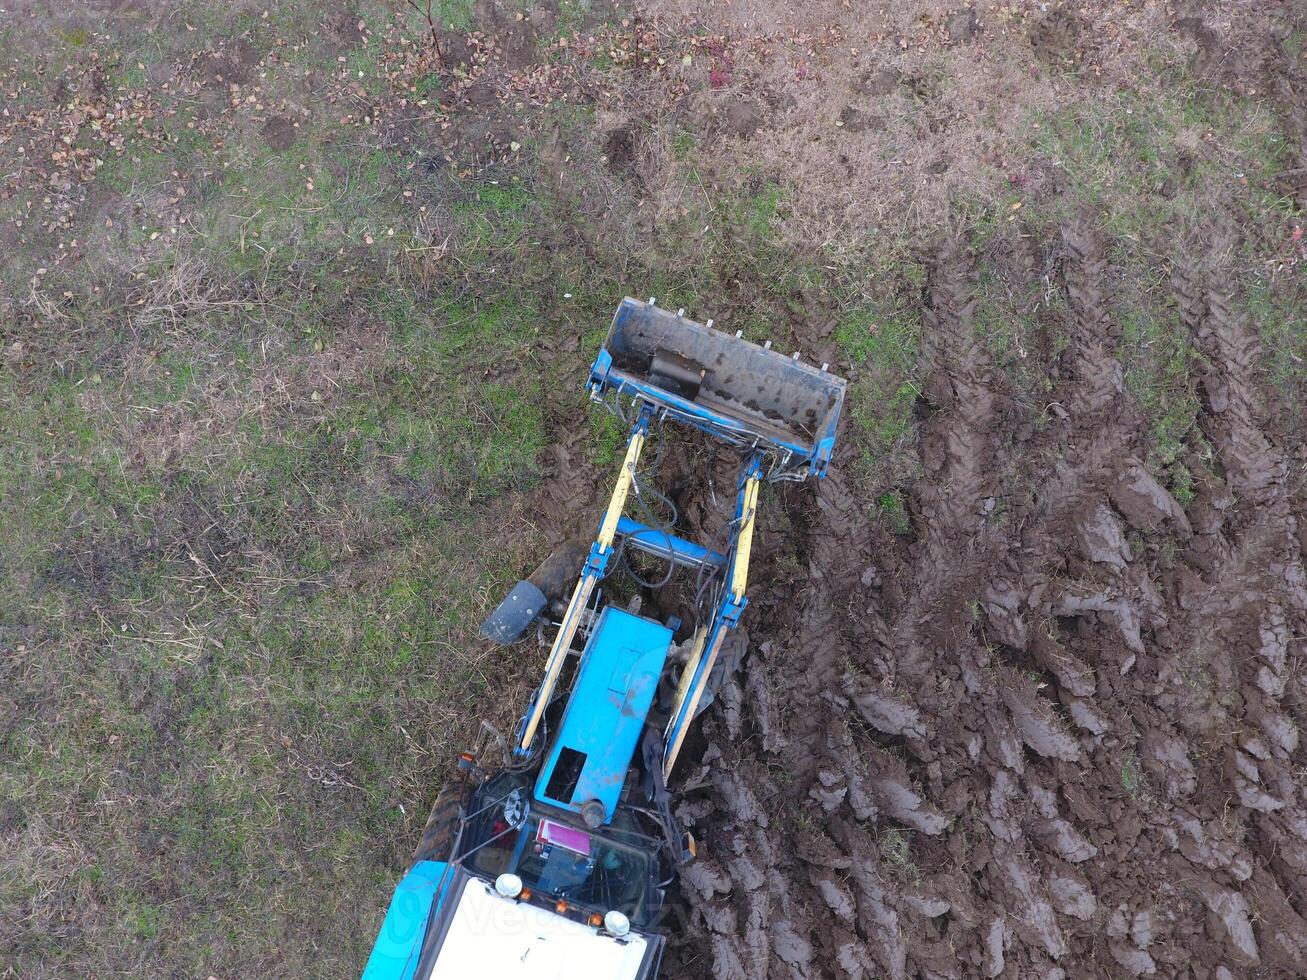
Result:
[512, 300, 845, 781]
[661, 457, 761, 779]
[515, 408, 653, 755]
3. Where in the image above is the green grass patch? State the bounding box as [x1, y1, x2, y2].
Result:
[1121, 751, 1141, 797]
[587, 407, 627, 469]
[1029, 78, 1296, 240]
[876, 491, 911, 535]
[1248, 268, 1307, 409]
[834, 298, 923, 479]
[1117, 305, 1200, 468]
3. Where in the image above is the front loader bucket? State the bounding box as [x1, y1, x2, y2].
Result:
[589, 298, 847, 475]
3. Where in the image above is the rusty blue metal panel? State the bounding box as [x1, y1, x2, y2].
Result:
[534, 607, 673, 822]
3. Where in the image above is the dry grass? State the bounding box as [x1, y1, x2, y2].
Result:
[611, 0, 1276, 252]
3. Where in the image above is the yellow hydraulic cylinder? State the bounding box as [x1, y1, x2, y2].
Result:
[666, 625, 708, 732]
[662, 626, 725, 780]
[662, 474, 760, 779]
[597, 428, 645, 549]
[730, 475, 760, 602]
[517, 429, 646, 753]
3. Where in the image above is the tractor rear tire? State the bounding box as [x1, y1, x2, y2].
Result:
[527, 537, 590, 606]
[413, 782, 471, 864]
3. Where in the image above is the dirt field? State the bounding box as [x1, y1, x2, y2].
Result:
[3, 1, 1306, 977]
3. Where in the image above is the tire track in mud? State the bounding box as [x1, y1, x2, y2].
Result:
[897, 239, 1005, 687]
[945, 223, 1306, 976]
[1153, 232, 1307, 970]
[917, 237, 995, 554]
[1188, 234, 1286, 503]
[670, 239, 1005, 979]
[663, 220, 1307, 978]
[534, 426, 603, 541]
[1019, 222, 1147, 523]
[1061, 221, 1126, 416]
[670, 457, 884, 979]
[962, 223, 1234, 976]
[913, 222, 1159, 977]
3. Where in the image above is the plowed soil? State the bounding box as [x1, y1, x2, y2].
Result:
[655, 225, 1307, 978]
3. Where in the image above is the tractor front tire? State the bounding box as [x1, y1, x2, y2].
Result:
[413, 782, 471, 864]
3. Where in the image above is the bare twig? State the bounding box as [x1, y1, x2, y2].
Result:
[397, 0, 446, 66]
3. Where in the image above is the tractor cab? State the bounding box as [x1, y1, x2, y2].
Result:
[462, 772, 662, 925]
[362, 770, 670, 980]
[361, 602, 680, 980]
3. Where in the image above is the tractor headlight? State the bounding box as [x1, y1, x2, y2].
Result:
[603, 910, 631, 937]
[495, 873, 524, 899]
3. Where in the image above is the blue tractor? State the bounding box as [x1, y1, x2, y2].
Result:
[363, 298, 847, 980]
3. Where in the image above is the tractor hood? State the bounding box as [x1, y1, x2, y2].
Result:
[421, 875, 658, 980]
[534, 607, 672, 823]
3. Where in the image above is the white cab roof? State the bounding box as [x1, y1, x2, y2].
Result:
[429, 877, 649, 980]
